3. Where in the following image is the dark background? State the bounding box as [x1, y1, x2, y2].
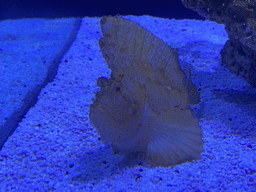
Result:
[0, 0, 204, 21]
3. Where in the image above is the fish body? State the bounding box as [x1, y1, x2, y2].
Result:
[89, 16, 204, 167]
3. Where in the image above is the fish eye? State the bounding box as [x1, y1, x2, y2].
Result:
[116, 87, 121, 92]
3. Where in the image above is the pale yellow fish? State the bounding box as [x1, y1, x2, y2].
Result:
[89, 16, 204, 167]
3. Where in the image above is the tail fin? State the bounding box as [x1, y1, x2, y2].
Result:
[143, 104, 204, 167]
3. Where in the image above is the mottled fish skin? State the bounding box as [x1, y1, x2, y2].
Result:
[89, 16, 204, 167]
[90, 73, 147, 153]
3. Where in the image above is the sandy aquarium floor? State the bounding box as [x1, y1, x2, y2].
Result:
[0, 16, 256, 191]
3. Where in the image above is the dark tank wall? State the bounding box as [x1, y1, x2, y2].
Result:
[0, 0, 204, 20]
